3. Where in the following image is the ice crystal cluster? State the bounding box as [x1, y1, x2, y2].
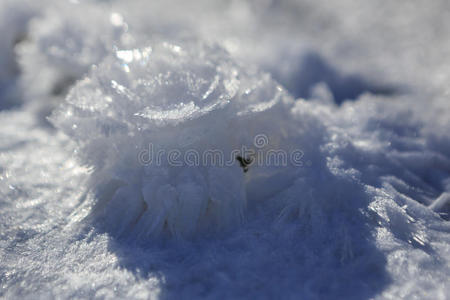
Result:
[51, 40, 292, 238]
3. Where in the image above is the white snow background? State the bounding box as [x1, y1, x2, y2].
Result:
[1, 0, 450, 299]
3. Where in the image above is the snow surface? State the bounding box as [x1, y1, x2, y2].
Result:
[1, 0, 450, 299]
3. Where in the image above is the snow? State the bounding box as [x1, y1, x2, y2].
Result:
[16, 0, 128, 119]
[0, 0, 37, 109]
[1, 0, 450, 299]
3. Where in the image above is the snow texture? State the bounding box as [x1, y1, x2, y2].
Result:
[1, 0, 450, 299]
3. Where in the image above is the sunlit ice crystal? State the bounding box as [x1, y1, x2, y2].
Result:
[51, 40, 295, 239]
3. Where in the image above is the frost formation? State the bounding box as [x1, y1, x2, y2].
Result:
[51, 41, 291, 238]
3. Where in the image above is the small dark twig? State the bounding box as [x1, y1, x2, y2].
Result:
[236, 155, 253, 173]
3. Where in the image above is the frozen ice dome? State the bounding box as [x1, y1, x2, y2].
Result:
[51, 40, 293, 238]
